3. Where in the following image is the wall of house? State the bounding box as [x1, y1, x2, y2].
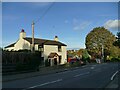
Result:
[43, 45, 67, 65]
[35, 44, 39, 51]
[58, 46, 67, 64]
[14, 38, 31, 51]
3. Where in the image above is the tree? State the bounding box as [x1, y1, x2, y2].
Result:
[85, 27, 116, 59]
[77, 49, 84, 58]
[82, 49, 91, 63]
[113, 32, 120, 48]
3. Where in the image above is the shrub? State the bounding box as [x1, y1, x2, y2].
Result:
[45, 59, 50, 67]
[111, 57, 120, 62]
[70, 61, 81, 67]
[64, 62, 70, 68]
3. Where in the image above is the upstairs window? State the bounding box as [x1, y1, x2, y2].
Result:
[58, 46, 62, 52]
[38, 45, 43, 52]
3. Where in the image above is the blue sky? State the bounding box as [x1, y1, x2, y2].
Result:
[2, 2, 119, 49]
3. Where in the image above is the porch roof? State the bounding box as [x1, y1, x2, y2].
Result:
[48, 53, 59, 58]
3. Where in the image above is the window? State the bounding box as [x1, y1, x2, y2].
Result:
[58, 46, 62, 52]
[38, 45, 43, 51]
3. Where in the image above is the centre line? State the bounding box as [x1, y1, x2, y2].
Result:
[74, 72, 90, 77]
[23, 79, 63, 90]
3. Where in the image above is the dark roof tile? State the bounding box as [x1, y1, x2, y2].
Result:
[5, 37, 67, 48]
[24, 37, 67, 46]
[4, 43, 16, 48]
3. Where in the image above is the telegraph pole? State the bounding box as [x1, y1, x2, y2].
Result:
[32, 21, 35, 52]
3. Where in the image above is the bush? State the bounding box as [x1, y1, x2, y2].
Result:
[64, 62, 70, 68]
[70, 61, 81, 67]
[2, 51, 43, 71]
[45, 59, 50, 67]
[111, 57, 120, 62]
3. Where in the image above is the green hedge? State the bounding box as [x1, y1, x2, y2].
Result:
[111, 57, 120, 62]
[2, 50, 44, 71]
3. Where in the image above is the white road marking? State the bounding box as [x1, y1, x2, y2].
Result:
[82, 66, 86, 67]
[111, 71, 119, 80]
[64, 69, 68, 70]
[73, 72, 90, 77]
[23, 79, 62, 90]
[91, 67, 95, 69]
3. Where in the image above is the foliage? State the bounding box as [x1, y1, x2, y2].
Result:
[113, 32, 120, 48]
[45, 59, 50, 67]
[82, 49, 91, 63]
[85, 27, 116, 59]
[67, 50, 77, 57]
[77, 49, 85, 58]
[111, 57, 120, 62]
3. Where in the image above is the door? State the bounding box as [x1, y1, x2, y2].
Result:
[54, 58, 57, 65]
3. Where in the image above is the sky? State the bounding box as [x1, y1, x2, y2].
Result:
[2, 2, 119, 49]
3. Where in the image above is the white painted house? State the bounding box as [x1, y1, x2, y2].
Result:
[5, 29, 67, 66]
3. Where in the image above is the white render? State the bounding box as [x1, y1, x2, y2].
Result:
[5, 30, 67, 65]
[14, 38, 31, 51]
[43, 45, 67, 64]
[20, 31, 26, 39]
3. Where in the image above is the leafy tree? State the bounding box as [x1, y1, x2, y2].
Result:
[82, 49, 91, 63]
[77, 49, 84, 56]
[113, 32, 120, 48]
[85, 27, 116, 59]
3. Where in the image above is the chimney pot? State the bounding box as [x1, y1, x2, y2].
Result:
[21, 29, 24, 32]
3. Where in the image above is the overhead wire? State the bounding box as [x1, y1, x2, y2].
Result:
[34, 2, 55, 24]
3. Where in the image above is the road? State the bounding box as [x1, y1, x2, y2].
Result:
[2, 63, 120, 89]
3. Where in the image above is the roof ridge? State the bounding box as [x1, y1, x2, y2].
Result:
[25, 37, 59, 42]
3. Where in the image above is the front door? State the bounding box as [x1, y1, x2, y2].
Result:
[54, 58, 57, 65]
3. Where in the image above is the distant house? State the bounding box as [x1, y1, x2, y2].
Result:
[5, 29, 67, 66]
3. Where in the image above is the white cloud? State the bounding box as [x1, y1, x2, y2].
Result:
[79, 21, 91, 30]
[73, 18, 91, 30]
[104, 20, 120, 30]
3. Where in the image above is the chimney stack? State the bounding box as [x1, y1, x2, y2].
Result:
[54, 36, 59, 41]
[19, 29, 26, 39]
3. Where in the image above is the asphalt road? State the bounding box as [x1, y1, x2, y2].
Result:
[2, 62, 120, 89]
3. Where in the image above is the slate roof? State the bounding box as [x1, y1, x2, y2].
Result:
[5, 37, 67, 48]
[24, 37, 67, 46]
[4, 43, 16, 48]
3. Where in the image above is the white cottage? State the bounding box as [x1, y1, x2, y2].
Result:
[5, 29, 67, 66]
